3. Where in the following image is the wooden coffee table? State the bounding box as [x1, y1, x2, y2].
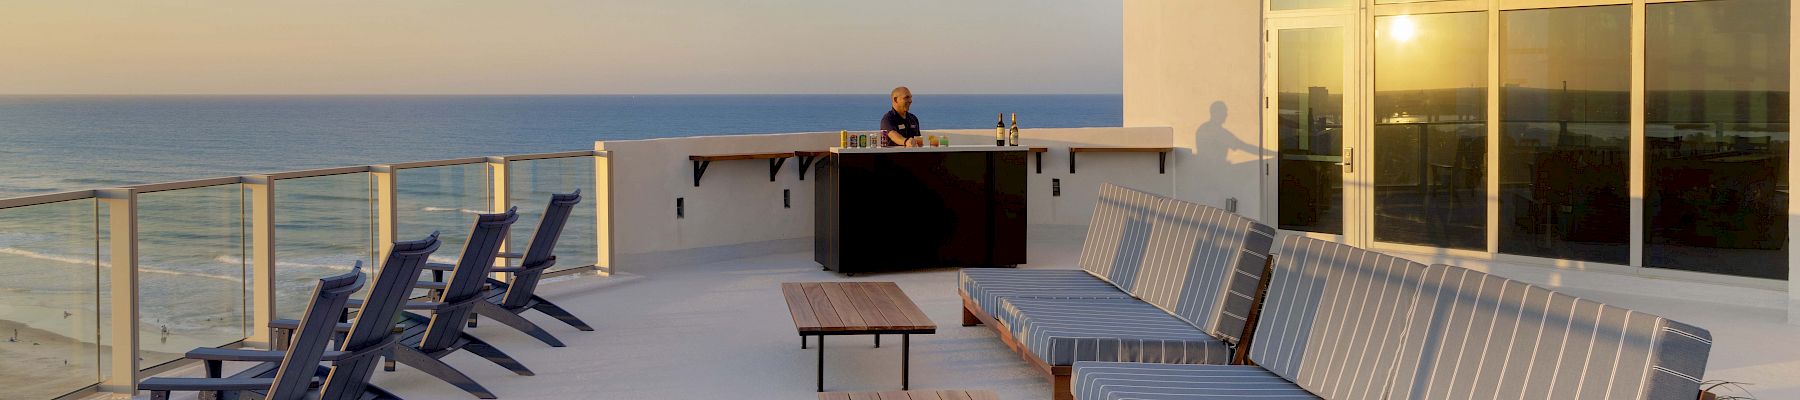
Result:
[782, 282, 938, 392]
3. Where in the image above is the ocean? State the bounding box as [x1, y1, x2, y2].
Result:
[0, 95, 1121, 198]
[0, 94, 1121, 397]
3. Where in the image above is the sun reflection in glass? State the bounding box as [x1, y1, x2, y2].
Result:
[1390, 15, 1418, 42]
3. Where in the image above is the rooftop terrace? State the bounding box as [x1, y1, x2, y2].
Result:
[130, 226, 1800, 399]
[1, 128, 1791, 400]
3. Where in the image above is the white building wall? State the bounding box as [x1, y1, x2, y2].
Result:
[1124, 0, 1264, 215]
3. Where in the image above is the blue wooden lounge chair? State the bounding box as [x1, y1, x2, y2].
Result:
[424, 190, 593, 347]
[141, 267, 365, 400]
[385, 207, 528, 399]
[142, 232, 443, 400]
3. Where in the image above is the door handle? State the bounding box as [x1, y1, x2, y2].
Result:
[1342, 147, 1354, 173]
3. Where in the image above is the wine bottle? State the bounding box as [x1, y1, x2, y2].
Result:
[1009, 113, 1020, 146]
[995, 113, 1006, 146]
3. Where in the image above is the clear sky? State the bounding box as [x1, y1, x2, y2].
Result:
[0, 1, 1123, 95]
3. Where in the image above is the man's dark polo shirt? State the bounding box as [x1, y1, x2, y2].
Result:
[880, 109, 921, 146]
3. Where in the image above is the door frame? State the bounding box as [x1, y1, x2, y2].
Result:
[1263, 13, 1368, 245]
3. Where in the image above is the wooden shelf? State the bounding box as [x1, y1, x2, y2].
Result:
[687, 152, 795, 186]
[1066, 147, 1174, 174]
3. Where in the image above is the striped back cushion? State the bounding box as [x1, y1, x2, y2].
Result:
[1077, 183, 1161, 292]
[1390, 265, 1713, 400]
[1248, 235, 1432, 400]
[1129, 198, 1276, 343]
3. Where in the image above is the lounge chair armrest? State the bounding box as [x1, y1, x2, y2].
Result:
[423, 262, 455, 271]
[184, 348, 285, 362]
[268, 319, 352, 333]
[402, 298, 480, 312]
[139, 377, 274, 392]
[414, 281, 492, 290]
[319, 336, 397, 362]
[495, 252, 523, 259]
[402, 300, 441, 310]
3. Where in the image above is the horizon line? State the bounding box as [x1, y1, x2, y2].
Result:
[0, 92, 1126, 97]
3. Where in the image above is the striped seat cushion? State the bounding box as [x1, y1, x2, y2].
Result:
[1001, 298, 1232, 366]
[1128, 198, 1277, 344]
[958, 268, 1132, 320]
[1389, 265, 1714, 400]
[1248, 236, 1433, 400]
[1080, 184, 1162, 292]
[1072, 362, 1321, 400]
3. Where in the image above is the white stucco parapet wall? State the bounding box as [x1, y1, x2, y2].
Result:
[594, 127, 1176, 270]
[831, 145, 1032, 153]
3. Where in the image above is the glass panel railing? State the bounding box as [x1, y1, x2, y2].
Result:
[508, 157, 597, 272]
[398, 164, 491, 264]
[136, 185, 248, 368]
[0, 199, 104, 399]
[273, 173, 376, 319]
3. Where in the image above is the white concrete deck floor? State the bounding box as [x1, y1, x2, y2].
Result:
[133, 227, 1799, 399]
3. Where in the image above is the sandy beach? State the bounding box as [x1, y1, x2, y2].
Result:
[1, 319, 105, 399]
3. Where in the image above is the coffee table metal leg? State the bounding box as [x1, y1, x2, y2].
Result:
[802, 336, 807, 349]
[816, 335, 824, 392]
[874, 334, 880, 348]
[901, 334, 911, 390]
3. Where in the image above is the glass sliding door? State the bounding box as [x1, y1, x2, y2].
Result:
[1645, 0, 1790, 280]
[1497, 6, 1632, 264]
[1372, 12, 1488, 250]
[1269, 20, 1353, 236]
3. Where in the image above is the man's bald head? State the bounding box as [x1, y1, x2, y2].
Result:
[890, 86, 913, 114]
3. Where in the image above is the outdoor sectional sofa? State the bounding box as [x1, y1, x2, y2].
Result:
[958, 183, 1278, 399]
[1071, 235, 1715, 400]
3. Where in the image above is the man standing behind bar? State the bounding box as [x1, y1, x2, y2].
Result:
[881, 87, 926, 147]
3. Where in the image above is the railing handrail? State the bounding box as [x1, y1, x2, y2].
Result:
[268, 166, 373, 180]
[0, 190, 97, 210]
[0, 150, 612, 204]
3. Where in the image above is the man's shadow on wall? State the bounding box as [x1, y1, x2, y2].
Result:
[1187, 100, 1264, 201]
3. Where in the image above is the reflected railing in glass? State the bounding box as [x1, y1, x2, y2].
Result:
[1372, 121, 1487, 251]
[134, 184, 248, 368]
[272, 173, 376, 319]
[397, 164, 492, 265]
[0, 199, 105, 399]
[508, 156, 597, 272]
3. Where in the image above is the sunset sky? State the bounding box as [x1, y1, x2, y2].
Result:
[0, 1, 1123, 95]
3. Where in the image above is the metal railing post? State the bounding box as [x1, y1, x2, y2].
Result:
[593, 150, 612, 276]
[98, 188, 139, 395]
[487, 158, 512, 280]
[244, 176, 277, 347]
[372, 166, 399, 261]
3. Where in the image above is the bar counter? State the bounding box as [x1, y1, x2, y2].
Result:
[814, 145, 1028, 274]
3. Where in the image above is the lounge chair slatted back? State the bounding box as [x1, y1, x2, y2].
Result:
[1389, 265, 1713, 400]
[1248, 235, 1432, 400]
[499, 190, 580, 309]
[419, 207, 517, 352]
[1077, 183, 1159, 292]
[268, 269, 365, 400]
[318, 232, 441, 400]
[1129, 198, 1277, 344]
